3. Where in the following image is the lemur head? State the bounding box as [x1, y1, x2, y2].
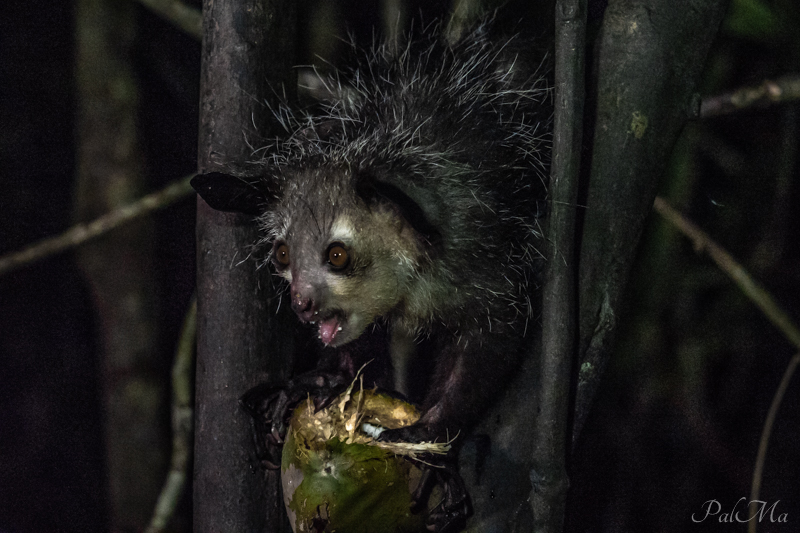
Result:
[191, 165, 434, 346]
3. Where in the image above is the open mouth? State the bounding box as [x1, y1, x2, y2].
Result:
[311, 311, 346, 346]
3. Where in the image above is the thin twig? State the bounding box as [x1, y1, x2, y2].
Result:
[136, 0, 203, 40]
[654, 198, 800, 532]
[747, 352, 799, 533]
[747, 353, 800, 533]
[653, 197, 800, 349]
[145, 295, 197, 533]
[700, 75, 800, 118]
[0, 175, 194, 277]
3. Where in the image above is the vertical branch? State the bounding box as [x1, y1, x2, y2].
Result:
[146, 295, 197, 533]
[74, 0, 168, 529]
[572, 0, 728, 445]
[194, 0, 297, 532]
[530, 0, 586, 531]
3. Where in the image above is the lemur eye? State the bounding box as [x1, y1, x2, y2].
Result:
[273, 243, 290, 267]
[327, 243, 349, 270]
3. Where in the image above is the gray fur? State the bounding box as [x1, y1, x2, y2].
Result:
[253, 24, 551, 353]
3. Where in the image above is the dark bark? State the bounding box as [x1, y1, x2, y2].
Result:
[530, 0, 587, 531]
[193, 1, 297, 532]
[572, 0, 729, 446]
[74, 0, 169, 530]
[464, 1, 728, 530]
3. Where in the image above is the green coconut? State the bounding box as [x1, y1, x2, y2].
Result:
[281, 380, 448, 533]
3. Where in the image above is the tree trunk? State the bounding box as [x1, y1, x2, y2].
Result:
[193, 0, 297, 531]
[74, 0, 168, 530]
[463, 0, 728, 530]
[572, 0, 729, 445]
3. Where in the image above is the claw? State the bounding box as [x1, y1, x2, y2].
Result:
[424, 466, 471, 533]
[427, 497, 470, 533]
[410, 468, 436, 513]
[404, 446, 472, 533]
[261, 459, 281, 470]
[312, 390, 340, 412]
[240, 371, 355, 471]
[265, 429, 281, 446]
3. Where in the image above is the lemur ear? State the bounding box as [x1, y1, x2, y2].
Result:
[355, 173, 442, 249]
[191, 172, 267, 216]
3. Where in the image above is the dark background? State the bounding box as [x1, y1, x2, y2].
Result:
[1, 0, 799, 531]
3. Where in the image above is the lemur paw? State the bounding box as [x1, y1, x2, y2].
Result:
[240, 373, 351, 468]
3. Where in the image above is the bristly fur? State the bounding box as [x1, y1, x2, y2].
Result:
[251, 23, 551, 342]
[189, 22, 552, 530]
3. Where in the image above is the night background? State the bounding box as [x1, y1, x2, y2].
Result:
[1, 0, 798, 531]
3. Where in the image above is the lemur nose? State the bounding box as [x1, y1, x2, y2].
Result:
[291, 294, 316, 320]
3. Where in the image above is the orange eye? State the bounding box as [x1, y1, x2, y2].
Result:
[327, 243, 349, 270]
[274, 243, 290, 266]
